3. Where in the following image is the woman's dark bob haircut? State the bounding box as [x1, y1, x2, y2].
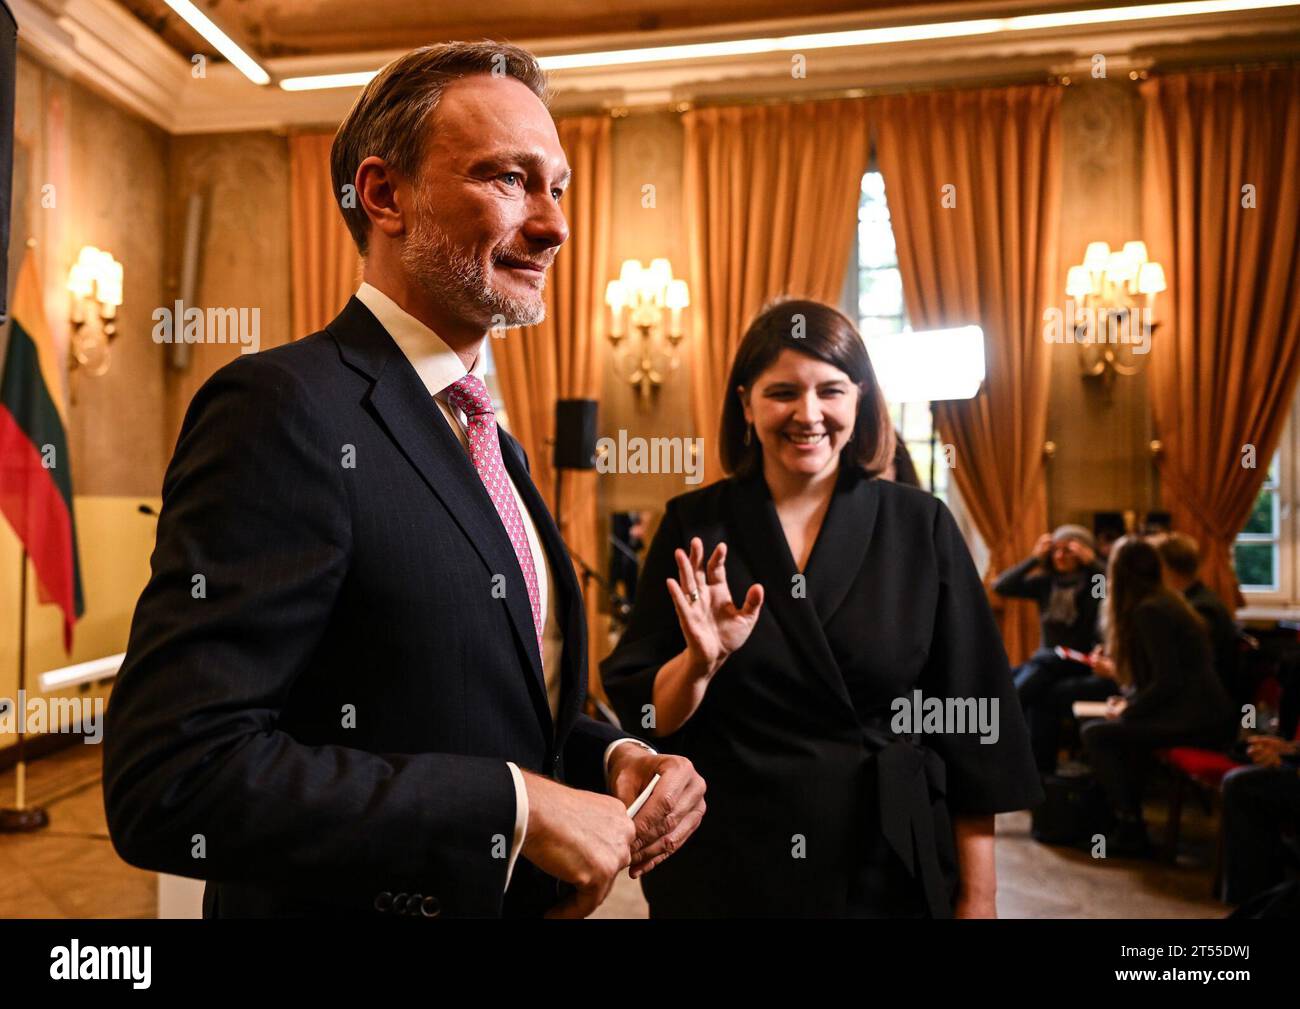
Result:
[719, 298, 895, 478]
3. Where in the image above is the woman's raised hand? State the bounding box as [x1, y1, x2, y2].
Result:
[666, 537, 764, 675]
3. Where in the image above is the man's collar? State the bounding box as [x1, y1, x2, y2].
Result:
[355, 281, 485, 398]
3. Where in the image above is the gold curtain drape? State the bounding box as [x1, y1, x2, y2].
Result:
[683, 99, 872, 484]
[289, 132, 360, 338]
[1142, 67, 1300, 609]
[874, 85, 1064, 666]
[493, 115, 612, 700]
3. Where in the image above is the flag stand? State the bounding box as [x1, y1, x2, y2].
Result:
[0, 548, 49, 832]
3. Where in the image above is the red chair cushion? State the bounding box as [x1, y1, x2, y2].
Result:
[1157, 747, 1245, 786]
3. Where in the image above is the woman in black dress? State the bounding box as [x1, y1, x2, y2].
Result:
[1081, 536, 1237, 855]
[601, 299, 1043, 917]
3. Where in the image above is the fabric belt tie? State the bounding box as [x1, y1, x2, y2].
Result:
[863, 723, 953, 919]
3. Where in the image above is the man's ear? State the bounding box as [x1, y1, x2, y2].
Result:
[356, 156, 407, 243]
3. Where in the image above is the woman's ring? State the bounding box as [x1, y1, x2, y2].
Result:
[689, 590, 700, 603]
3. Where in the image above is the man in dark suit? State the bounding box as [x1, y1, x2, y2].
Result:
[102, 41, 705, 919]
[1153, 532, 1239, 695]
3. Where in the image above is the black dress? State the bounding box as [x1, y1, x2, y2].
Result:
[600, 467, 1044, 917]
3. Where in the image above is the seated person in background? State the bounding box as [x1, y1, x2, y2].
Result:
[1220, 733, 1300, 905]
[993, 525, 1106, 772]
[1081, 537, 1238, 856]
[1152, 532, 1239, 699]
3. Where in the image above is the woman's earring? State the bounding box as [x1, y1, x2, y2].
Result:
[744, 423, 753, 446]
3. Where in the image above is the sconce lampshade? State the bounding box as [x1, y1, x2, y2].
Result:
[1066, 266, 1092, 299]
[1122, 240, 1149, 265]
[1106, 250, 1136, 282]
[1083, 241, 1111, 270]
[1136, 262, 1167, 295]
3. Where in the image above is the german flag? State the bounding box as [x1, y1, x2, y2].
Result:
[0, 247, 84, 651]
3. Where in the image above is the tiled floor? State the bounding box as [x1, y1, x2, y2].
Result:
[1, 744, 1226, 919]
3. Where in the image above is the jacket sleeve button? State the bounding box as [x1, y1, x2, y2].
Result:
[374, 891, 393, 913]
[420, 896, 442, 918]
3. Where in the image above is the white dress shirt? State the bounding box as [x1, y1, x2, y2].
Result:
[354, 282, 651, 891]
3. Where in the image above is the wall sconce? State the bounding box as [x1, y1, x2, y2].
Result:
[67, 245, 123, 377]
[605, 258, 689, 405]
[1065, 240, 1165, 387]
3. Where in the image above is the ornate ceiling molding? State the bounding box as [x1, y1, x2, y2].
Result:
[11, 0, 1300, 133]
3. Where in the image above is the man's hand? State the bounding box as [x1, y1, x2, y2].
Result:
[520, 771, 636, 918]
[1067, 538, 1097, 566]
[1089, 645, 1118, 681]
[954, 891, 997, 918]
[607, 746, 706, 879]
[1246, 734, 1299, 768]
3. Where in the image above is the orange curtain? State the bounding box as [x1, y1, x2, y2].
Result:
[683, 99, 872, 484]
[1142, 67, 1300, 609]
[493, 115, 612, 700]
[875, 85, 1063, 666]
[289, 132, 360, 338]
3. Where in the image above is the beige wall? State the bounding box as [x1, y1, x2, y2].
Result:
[2, 54, 170, 744]
[162, 132, 292, 445]
[601, 111, 696, 517]
[0, 65, 290, 746]
[1046, 78, 1159, 532]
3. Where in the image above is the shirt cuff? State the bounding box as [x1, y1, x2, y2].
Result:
[603, 737, 658, 783]
[505, 761, 528, 891]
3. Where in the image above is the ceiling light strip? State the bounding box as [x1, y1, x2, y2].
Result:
[277, 0, 1300, 91]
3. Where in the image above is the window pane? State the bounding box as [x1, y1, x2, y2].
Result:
[1241, 489, 1277, 535]
[857, 221, 897, 268]
[858, 267, 903, 318]
[861, 170, 887, 204]
[898, 402, 932, 442]
[1234, 542, 1278, 591]
[859, 314, 905, 337]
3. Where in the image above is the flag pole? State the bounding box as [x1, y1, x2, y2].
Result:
[0, 547, 49, 832]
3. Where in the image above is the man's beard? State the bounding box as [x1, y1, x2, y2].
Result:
[399, 199, 547, 330]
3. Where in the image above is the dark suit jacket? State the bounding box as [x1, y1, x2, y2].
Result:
[601, 467, 1043, 917]
[1122, 592, 1236, 738]
[1184, 580, 1240, 695]
[102, 295, 624, 918]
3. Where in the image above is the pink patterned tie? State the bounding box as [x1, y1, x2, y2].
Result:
[445, 374, 544, 657]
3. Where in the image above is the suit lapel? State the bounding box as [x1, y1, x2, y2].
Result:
[805, 466, 879, 628]
[328, 298, 551, 730]
[726, 468, 877, 715]
[498, 434, 586, 734]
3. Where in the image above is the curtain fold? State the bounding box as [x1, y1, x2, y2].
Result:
[682, 99, 872, 484]
[289, 132, 360, 338]
[875, 84, 1063, 666]
[1142, 67, 1300, 609]
[493, 115, 612, 701]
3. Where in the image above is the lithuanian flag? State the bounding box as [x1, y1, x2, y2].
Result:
[0, 247, 84, 651]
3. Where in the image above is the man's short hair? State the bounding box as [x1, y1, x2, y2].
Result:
[330, 41, 549, 256]
[1154, 531, 1201, 579]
